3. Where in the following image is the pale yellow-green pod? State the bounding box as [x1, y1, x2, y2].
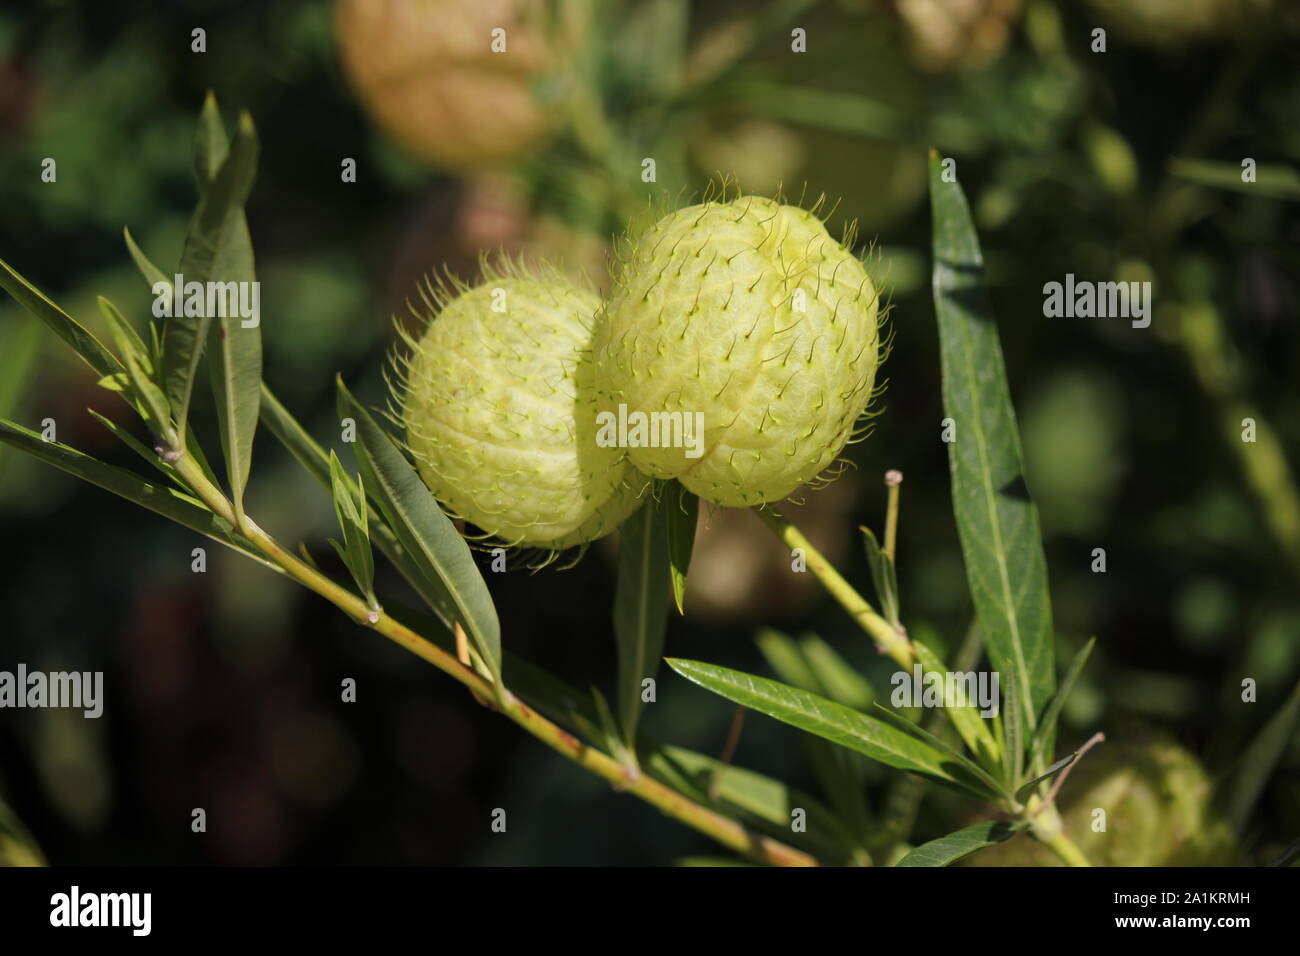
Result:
[397, 265, 644, 550]
[593, 196, 882, 507]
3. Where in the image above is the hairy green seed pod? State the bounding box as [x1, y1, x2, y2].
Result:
[593, 195, 882, 507]
[397, 265, 644, 549]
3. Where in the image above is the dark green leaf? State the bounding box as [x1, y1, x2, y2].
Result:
[645, 744, 858, 862]
[1224, 678, 1300, 831]
[261, 383, 432, 613]
[895, 821, 1025, 867]
[0, 417, 273, 570]
[871, 703, 1008, 801]
[0, 317, 41, 468]
[798, 633, 874, 711]
[328, 450, 376, 608]
[755, 628, 820, 693]
[87, 409, 185, 487]
[123, 226, 172, 320]
[861, 526, 900, 626]
[756, 628, 875, 710]
[1015, 751, 1077, 803]
[754, 628, 875, 847]
[1000, 659, 1023, 789]
[99, 297, 172, 442]
[928, 150, 1055, 764]
[0, 258, 120, 378]
[587, 686, 631, 766]
[336, 378, 502, 684]
[190, 111, 262, 513]
[1029, 637, 1096, 769]
[260, 383, 331, 486]
[615, 491, 671, 755]
[668, 657, 989, 796]
[913, 638, 999, 770]
[665, 480, 698, 614]
[383, 599, 846, 860]
[163, 92, 242, 434]
[193, 90, 230, 184]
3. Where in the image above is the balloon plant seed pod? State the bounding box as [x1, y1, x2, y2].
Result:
[335, 0, 557, 171]
[966, 738, 1239, 867]
[593, 192, 885, 507]
[394, 260, 645, 552]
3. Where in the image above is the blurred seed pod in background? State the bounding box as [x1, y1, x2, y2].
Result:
[1085, 0, 1272, 48]
[689, 120, 807, 200]
[894, 0, 1022, 73]
[335, 0, 560, 171]
[381, 174, 613, 335]
[967, 737, 1239, 866]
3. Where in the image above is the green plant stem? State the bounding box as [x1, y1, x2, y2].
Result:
[755, 505, 915, 668]
[171, 452, 817, 868]
[1028, 806, 1092, 867]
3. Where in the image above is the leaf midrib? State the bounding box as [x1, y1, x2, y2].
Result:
[947, 257, 1036, 733]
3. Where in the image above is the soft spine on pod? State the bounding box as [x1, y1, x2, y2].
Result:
[395, 259, 644, 551]
[592, 193, 884, 507]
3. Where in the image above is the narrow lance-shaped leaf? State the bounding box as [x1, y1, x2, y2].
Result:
[615, 490, 671, 757]
[755, 629, 876, 851]
[0, 258, 120, 379]
[912, 637, 999, 771]
[796, 633, 874, 710]
[100, 292, 155, 380]
[328, 450, 377, 611]
[1015, 751, 1077, 803]
[260, 381, 435, 618]
[871, 703, 1009, 802]
[0, 318, 42, 468]
[259, 383, 332, 487]
[87, 409, 185, 488]
[99, 298, 173, 445]
[647, 744, 859, 863]
[1028, 636, 1096, 769]
[1223, 678, 1300, 831]
[895, 820, 1026, 867]
[0, 417, 275, 571]
[190, 112, 262, 514]
[165, 109, 223, 435]
[755, 628, 874, 711]
[667, 657, 993, 799]
[665, 479, 698, 614]
[587, 687, 633, 768]
[124, 226, 171, 316]
[336, 378, 502, 685]
[120, 230, 224, 491]
[1000, 658, 1023, 790]
[193, 90, 230, 183]
[861, 526, 900, 626]
[385, 597, 849, 860]
[162, 93, 238, 440]
[928, 150, 1055, 766]
[123, 226, 171, 367]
